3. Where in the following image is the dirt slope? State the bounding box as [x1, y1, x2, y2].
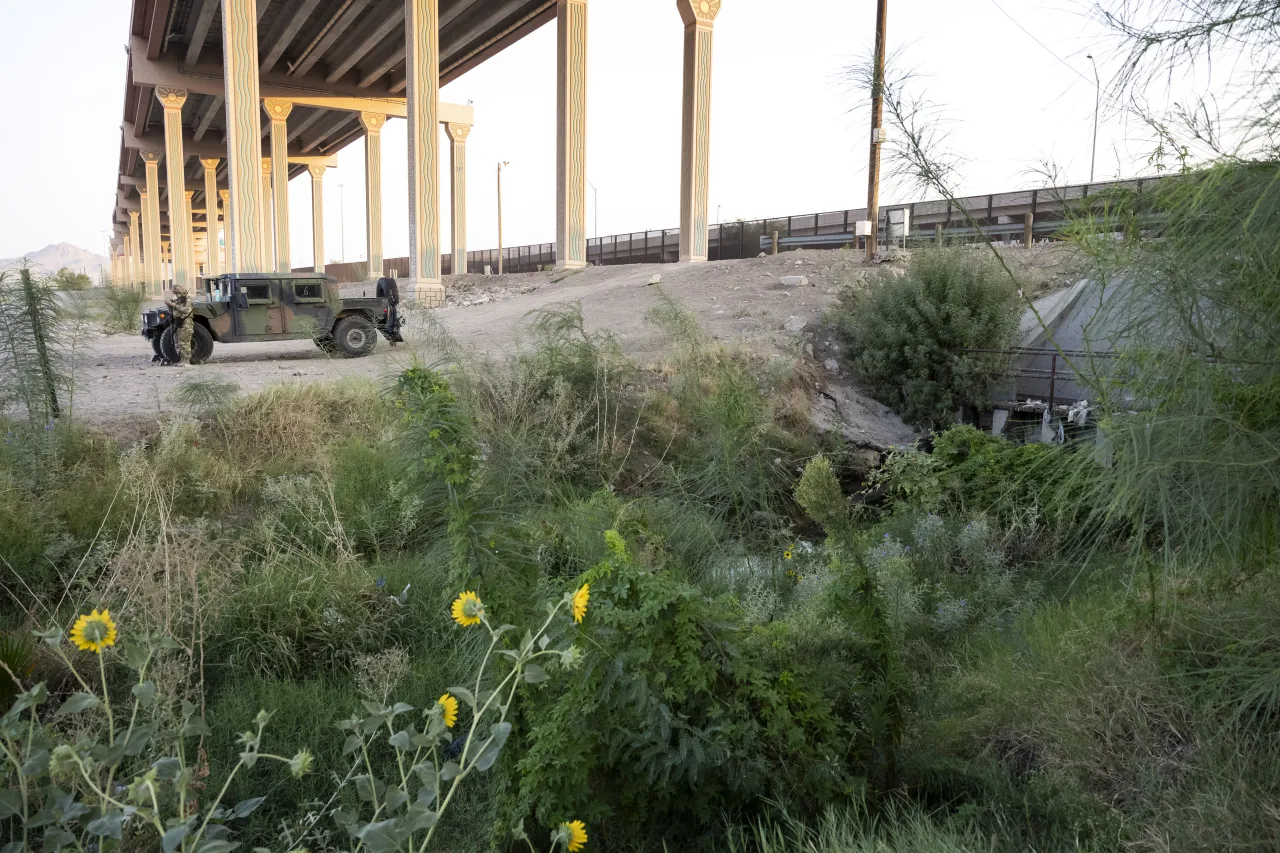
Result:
[62, 249, 917, 448]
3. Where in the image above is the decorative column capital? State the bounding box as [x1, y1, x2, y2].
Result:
[199, 157, 220, 170]
[261, 158, 272, 176]
[218, 189, 230, 202]
[360, 112, 388, 133]
[155, 87, 188, 110]
[140, 149, 163, 164]
[445, 122, 471, 143]
[263, 99, 293, 121]
[183, 190, 195, 200]
[308, 164, 327, 180]
[129, 210, 140, 222]
[677, 0, 720, 28]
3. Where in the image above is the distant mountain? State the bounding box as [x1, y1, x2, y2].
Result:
[0, 243, 109, 282]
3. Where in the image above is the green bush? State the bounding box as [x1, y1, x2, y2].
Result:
[833, 249, 1020, 424]
[100, 283, 147, 332]
[500, 530, 856, 846]
[50, 267, 91, 292]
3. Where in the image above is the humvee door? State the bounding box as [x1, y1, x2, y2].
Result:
[237, 279, 275, 336]
[282, 279, 333, 339]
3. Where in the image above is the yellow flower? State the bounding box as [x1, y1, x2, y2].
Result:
[561, 820, 588, 852]
[783, 549, 794, 560]
[571, 584, 590, 624]
[451, 591, 485, 627]
[437, 693, 459, 729]
[69, 609, 118, 654]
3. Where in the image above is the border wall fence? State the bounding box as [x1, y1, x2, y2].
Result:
[301, 177, 1158, 284]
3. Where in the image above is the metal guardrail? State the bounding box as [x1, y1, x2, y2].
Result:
[301, 176, 1167, 282]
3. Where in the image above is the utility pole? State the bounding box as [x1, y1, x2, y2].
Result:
[1087, 53, 1100, 183]
[865, 0, 888, 261]
[497, 161, 509, 275]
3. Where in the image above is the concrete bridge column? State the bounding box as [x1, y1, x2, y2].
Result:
[555, 0, 588, 271]
[264, 100, 293, 273]
[260, 158, 275, 268]
[404, 0, 444, 304]
[222, 0, 267, 273]
[360, 112, 387, 279]
[309, 165, 327, 274]
[218, 190, 230, 271]
[184, 190, 197, 283]
[140, 189, 155, 291]
[140, 152, 163, 296]
[677, 0, 720, 263]
[156, 87, 194, 289]
[161, 241, 171, 289]
[445, 122, 470, 275]
[200, 158, 221, 276]
[128, 211, 141, 286]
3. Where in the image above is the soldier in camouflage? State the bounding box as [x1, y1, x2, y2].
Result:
[165, 283, 194, 366]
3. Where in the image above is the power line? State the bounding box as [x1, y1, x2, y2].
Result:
[986, 0, 1127, 111]
[987, 0, 1095, 87]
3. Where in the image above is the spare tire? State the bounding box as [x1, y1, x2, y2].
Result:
[376, 277, 400, 304]
[332, 315, 377, 357]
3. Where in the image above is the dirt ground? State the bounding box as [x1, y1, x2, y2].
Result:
[63, 243, 1085, 449]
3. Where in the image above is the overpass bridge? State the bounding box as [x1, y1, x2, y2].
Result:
[108, 0, 727, 303]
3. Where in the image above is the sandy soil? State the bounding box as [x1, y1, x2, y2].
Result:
[64, 243, 1080, 448]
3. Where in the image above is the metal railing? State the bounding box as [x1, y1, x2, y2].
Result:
[297, 176, 1163, 283]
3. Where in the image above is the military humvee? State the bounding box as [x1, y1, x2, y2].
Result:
[141, 273, 403, 364]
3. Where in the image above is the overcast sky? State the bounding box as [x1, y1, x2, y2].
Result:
[0, 0, 1209, 265]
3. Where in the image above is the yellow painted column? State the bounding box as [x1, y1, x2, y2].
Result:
[404, 0, 444, 303]
[156, 87, 193, 289]
[218, 190, 230, 271]
[360, 112, 387, 279]
[184, 190, 198, 284]
[555, 0, 588, 271]
[128, 211, 141, 286]
[140, 151, 164, 297]
[260, 158, 275, 268]
[445, 122, 470, 274]
[161, 241, 171, 288]
[264, 99, 293, 272]
[677, 0, 720, 262]
[308, 165, 326, 274]
[222, 0, 267, 272]
[200, 158, 220, 277]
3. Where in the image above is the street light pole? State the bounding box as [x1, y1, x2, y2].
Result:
[497, 161, 509, 275]
[1087, 53, 1100, 183]
[865, 0, 889, 261]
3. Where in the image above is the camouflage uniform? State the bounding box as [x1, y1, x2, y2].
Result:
[165, 284, 195, 365]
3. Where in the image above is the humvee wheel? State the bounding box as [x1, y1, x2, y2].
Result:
[332, 315, 377, 357]
[159, 323, 214, 365]
[315, 336, 338, 354]
[150, 335, 163, 359]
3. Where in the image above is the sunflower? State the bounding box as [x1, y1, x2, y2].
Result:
[69, 609, 118, 654]
[783, 549, 794, 560]
[571, 584, 590, 624]
[437, 693, 459, 729]
[450, 591, 485, 627]
[561, 820, 588, 852]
